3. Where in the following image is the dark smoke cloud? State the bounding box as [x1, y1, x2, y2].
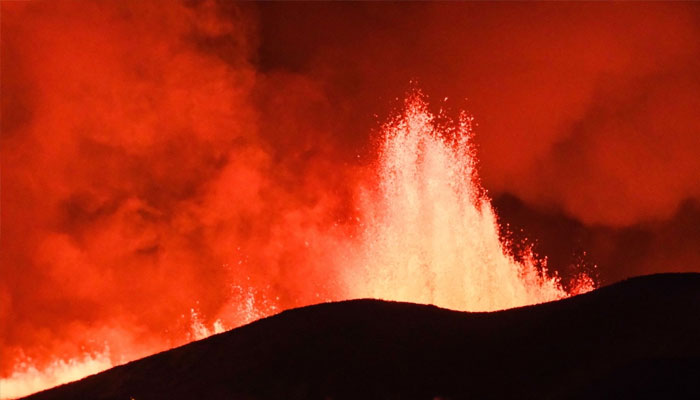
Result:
[2, 0, 699, 380]
[493, 195, 700, 287]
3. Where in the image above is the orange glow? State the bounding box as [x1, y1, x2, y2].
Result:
[0, 93, 592, 399]
[4, 0, 697, 395]
[0, 352, 111, 399]
[6, 0, 699, 396]
[345, 94, 591, 311]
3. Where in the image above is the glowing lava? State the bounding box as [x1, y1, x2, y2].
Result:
[0, 94, 593, 399]
[346, 93, 593, 311]
[0, 352, 111, 400]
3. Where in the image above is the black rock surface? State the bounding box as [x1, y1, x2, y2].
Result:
[21, 273, 700, 400]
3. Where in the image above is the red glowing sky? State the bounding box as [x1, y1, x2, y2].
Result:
[1, 0, 699, 395]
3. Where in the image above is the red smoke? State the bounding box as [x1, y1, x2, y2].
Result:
[1, 0, 354, 383]
[252, 1, 700, 279]
[1, 1, 698, 397]
[255, 1, 700, 225]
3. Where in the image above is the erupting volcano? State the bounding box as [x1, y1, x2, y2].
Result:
[0, 91, 592, 399]
[3, 1, 699, 399]
[346, 94, 593, 310]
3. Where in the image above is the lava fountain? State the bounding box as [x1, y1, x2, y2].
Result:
[345, 93, 593, 311]
[0, 93, 593, 399]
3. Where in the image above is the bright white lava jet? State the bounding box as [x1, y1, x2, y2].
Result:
[347, 93, 591, 311]
[0, 93, 593, 400]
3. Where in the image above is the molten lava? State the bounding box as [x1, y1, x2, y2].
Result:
[0, 353, 111, 399]
[0, 94, 592, 399]
[346, 94, 592, 311]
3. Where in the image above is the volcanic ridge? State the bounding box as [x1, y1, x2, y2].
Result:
[21, 273, 700, 400]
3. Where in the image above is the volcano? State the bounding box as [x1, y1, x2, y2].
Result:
[19, 273, 700, 400]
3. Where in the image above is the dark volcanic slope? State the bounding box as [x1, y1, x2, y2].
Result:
[22, 273, 700, 400]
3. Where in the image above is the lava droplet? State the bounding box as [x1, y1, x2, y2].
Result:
[344, 92, 593, 311]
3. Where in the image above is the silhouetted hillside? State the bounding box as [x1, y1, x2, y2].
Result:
[23, 273, 700, 400]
